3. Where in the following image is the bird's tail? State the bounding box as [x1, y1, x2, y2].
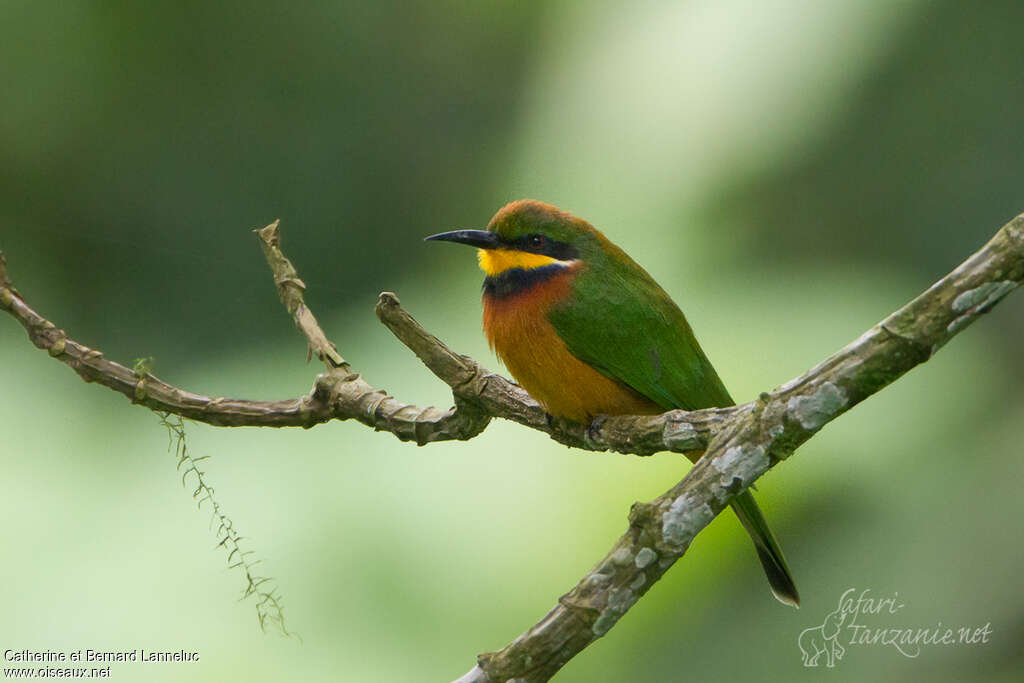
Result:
[730, 490, 800, 607]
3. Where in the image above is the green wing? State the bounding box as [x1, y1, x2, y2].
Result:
[548, 259, 732, 411]
[549, 258, 801, 606]
[552, 259, 798, 606]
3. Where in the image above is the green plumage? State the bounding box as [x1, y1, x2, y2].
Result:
[548, 240, 732, 411]
[547, 229, 799, 607]
[426, 199, 799, 607]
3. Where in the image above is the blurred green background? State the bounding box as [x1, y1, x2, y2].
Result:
[2, 1, 1022, 681]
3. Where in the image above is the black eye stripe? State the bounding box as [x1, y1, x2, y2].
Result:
[512, 234, 578, 260]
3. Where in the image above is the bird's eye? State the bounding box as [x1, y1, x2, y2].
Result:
[530, 235, 544, 247]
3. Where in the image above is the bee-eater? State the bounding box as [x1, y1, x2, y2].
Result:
[426, 199, 799, 607]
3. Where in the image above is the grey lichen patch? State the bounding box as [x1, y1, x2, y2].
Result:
[712, 444, 744, 473]
[635, 547, 657, 569]
[591, 586, 638, 637]
[947, 281, 1018, 335]
[661, 493, 714, 551]
[952, 281, 1017, 313]
[630, 573, 646, 591]
[786, 382, 847, 431]
[710, 444, 768, 496]
[713, 444, 765, 477]
[611, 547, 633, 567]
[608, 585, 637, 611]
[591, 611, 616, 637]
[663, 419, 701, 451]
[945, 316, 970, 337]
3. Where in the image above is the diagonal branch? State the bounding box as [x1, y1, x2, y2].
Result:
[255, 220, 347, 369]
[451, 214, 1024, 682]
[3, 213, 1023, 683]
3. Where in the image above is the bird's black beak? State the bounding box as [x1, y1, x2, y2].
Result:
[424, 229, 503, 249]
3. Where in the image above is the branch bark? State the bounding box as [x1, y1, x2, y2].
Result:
[2, 213, 1022, 682]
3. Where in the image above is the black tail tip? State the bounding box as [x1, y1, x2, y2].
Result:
[755, 544, 800, 608]
[772, 584, 801, 609]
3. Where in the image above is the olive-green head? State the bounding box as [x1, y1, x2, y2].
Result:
[425, 199, 613, 276]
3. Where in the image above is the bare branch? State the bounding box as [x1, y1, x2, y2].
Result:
[3, 213, 1022, 683]
[255, 220, 346, 368]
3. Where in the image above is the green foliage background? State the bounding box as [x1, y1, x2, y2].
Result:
[2, 2, 1022, 681]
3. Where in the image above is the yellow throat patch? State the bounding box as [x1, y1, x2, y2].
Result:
[477, 248, 560, 276]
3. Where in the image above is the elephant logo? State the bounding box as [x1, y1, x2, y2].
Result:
[798, 607, 847, 668]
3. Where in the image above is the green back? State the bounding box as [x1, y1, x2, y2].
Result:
[547, 248, 733, 411]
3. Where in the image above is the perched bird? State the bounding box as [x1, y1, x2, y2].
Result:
[426, 199, 798, 607]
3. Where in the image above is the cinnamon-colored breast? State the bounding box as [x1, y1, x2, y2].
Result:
[483, 267, 661, 422]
